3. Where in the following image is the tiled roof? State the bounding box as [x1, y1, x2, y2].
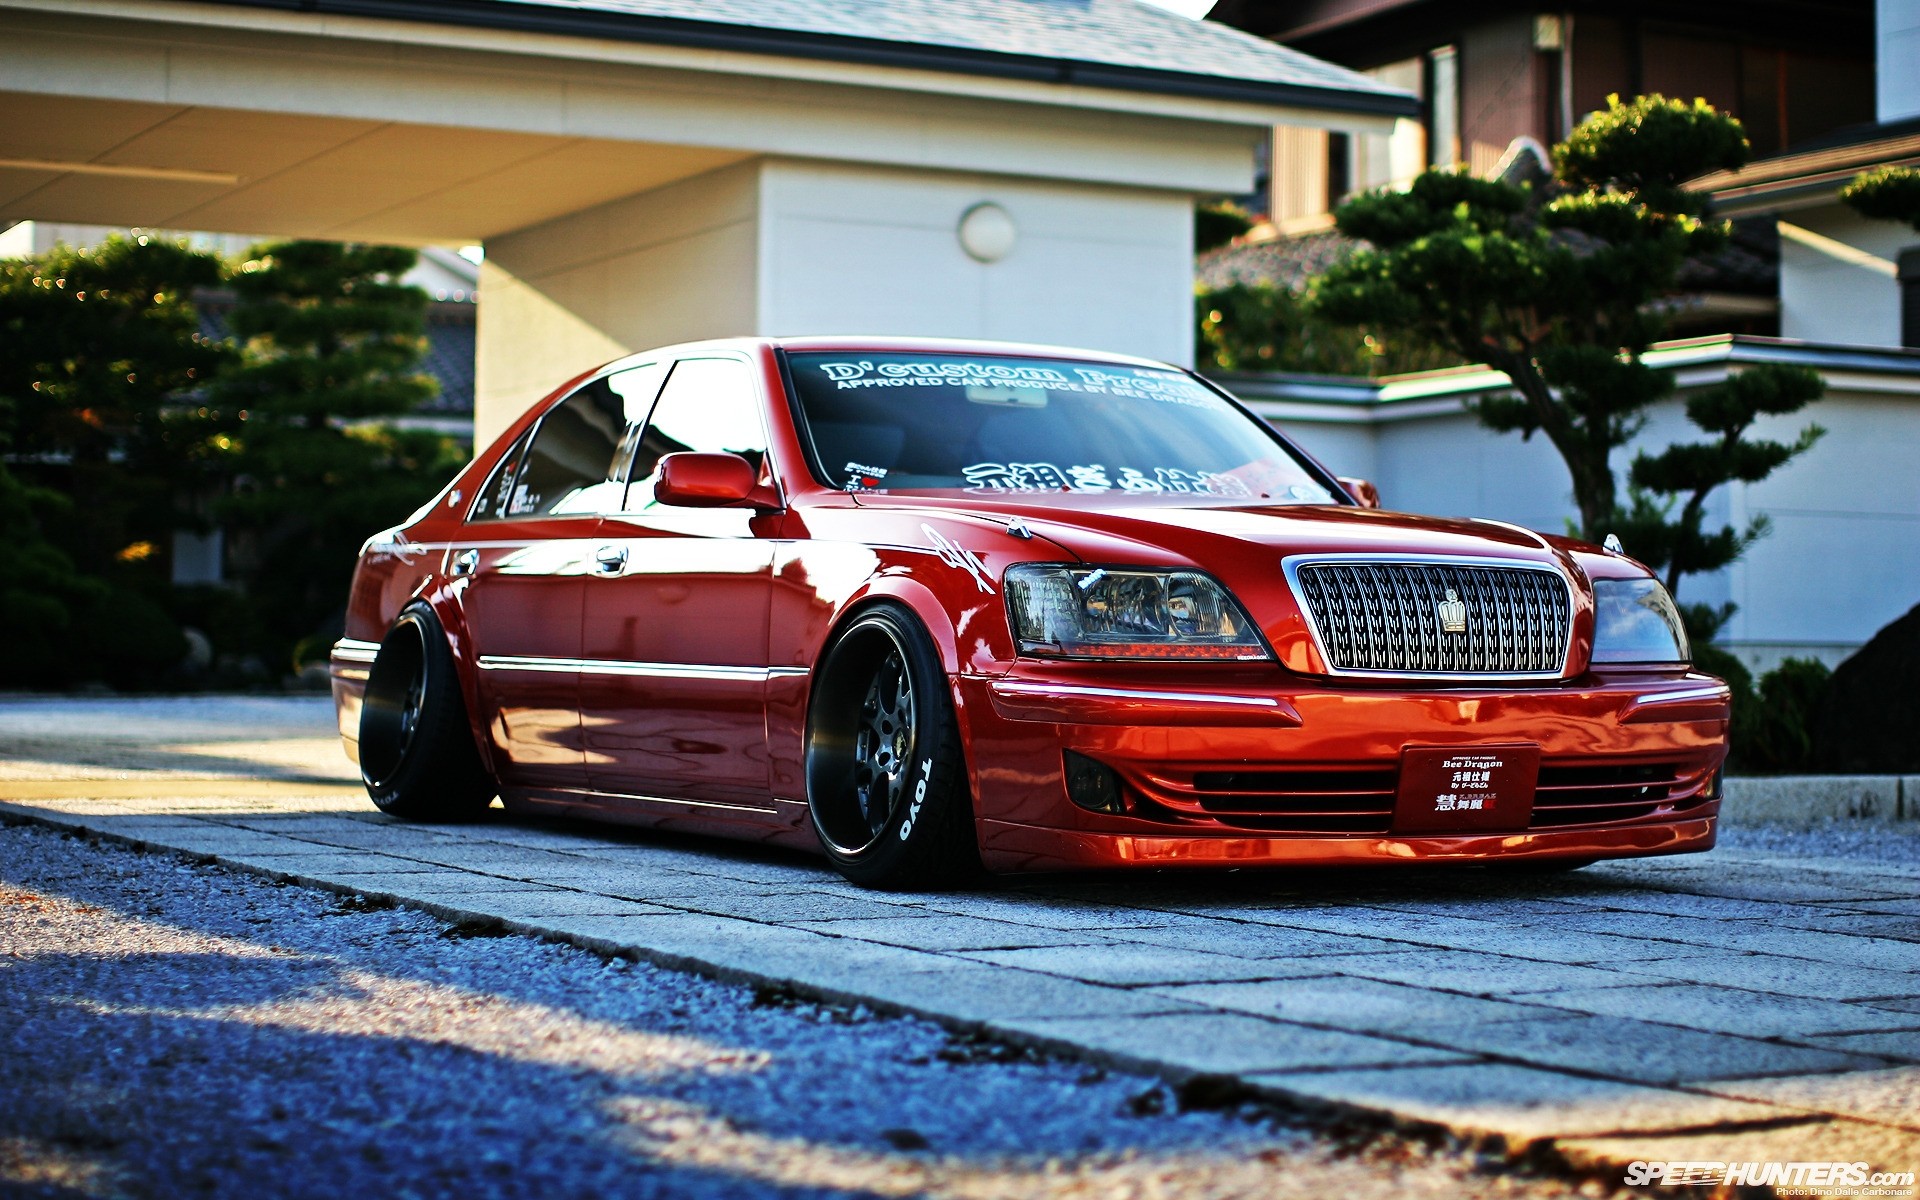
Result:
[419, 308, 476, 414]
[1197, 227, 1350, 292]
[237, 0, 1414, 114]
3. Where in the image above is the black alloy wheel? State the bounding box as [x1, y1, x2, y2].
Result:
[359, 603, 494, 821]
[805, 603, 977, 888]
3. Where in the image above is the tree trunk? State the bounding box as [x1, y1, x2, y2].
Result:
[1482, 346, 1616, 540]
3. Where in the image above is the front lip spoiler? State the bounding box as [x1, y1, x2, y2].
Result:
[987, 679, 1303, 726]
[978, 814, 1719, 871]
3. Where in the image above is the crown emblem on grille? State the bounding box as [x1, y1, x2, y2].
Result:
[1437, 588, 1467, 633]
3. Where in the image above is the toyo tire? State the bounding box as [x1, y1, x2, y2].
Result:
[358, 603, 495, 821]
[805, 602, 979, 889]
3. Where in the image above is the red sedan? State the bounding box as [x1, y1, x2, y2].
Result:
[330, 337, 1728, 887]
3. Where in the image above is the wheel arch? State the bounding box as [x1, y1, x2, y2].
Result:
[807, 575, 991, 750]
[802, 581, 994, 839]
[389, 579, 502, 779]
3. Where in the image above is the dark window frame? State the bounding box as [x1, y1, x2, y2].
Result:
[616, 353, 776, 513]
[465, 362, 668, 523]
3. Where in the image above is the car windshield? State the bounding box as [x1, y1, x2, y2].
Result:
[786, 352, 1341, 503]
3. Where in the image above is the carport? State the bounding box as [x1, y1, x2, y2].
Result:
[0, 0, 1410, 442]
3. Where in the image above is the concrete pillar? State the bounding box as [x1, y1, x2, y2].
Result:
[474, 159, 1195, 446]
[1880, 0, 1920, 123]
[475, 163, 762, 444]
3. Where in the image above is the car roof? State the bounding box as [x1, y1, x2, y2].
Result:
[599, 335, 1178, 373]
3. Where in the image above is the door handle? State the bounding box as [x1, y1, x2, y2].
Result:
[449, 548, 479, 578]
[593, 545, 629, 575]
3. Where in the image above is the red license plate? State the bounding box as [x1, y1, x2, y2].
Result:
[1394, 744, 1540, 833]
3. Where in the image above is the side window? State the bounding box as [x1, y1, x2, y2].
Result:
[486, 364, 666, 520]
[470, 428, 534, 522]
[623, 357, 769, 512]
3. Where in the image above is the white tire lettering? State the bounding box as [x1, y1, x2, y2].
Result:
[898, 758, 934, 840]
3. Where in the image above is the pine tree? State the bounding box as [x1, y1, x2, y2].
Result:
[0, 234, 231, 576]
[1311, 94, 1825, 607]
[212, 241, 465, 667]
[0, 234, 230, 685]
[1841, 165, 1920, 230]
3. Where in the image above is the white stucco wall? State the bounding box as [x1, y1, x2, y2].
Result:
[1881, 0, 1920, 123]
[756, 160, 1193, 364]
[1778, 203, 1911, 348]
[1256, 380, 1920, 672]
[479, 163, 764, 432]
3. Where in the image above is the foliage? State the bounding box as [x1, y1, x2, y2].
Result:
[0, 463, 103, 686]
[1744, 657, 1832, 774]
[1707, 652, 1832, 775]
[1312, 94, 1824, 614]
[1553, 93, 1751, 216]
[0, 235, 232, 687]
[0, 235, 233, 577]
[0, 462, 186, 689]
[1195, 202, 1254, 253]
[1840, 165, 1920, 231]
[0, 235, 459, 687]
[210, 241, 464, 667]
[1195, 281, 1456, 376]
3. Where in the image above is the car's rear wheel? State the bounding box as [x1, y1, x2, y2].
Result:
[359, 603, 494, 821]
[805, 603, 978, 889]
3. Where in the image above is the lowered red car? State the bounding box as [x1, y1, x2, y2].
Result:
[331, 337, 1728, 887]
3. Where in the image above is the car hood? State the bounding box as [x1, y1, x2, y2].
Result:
[847, 492, 1600, 677]
[848, 492, 1567, 566]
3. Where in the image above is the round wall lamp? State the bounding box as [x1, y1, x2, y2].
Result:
[957, 202, 1017, 263]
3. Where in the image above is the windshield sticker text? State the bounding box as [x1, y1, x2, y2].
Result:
[843, 461, 889, 492]
[961, 462, 1253, 498]
[813, 360, 1216, 406]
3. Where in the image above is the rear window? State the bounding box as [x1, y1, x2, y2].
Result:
[786, 352, 1339, 503]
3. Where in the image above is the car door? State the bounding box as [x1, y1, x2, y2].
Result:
[454, 365, 665, 790]
[579, 355, 781, 809]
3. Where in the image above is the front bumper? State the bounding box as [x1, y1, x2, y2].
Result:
[958, 665, 1728, 873]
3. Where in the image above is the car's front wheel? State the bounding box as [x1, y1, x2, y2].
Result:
[359, 603, 495, 821]
[805, 603, 978, 889]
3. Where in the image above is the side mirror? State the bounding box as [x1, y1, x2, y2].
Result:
[1338, 476, 1381, 509]
[655, 452, 758, 507]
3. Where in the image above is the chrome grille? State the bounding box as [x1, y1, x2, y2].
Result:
[1292, 560, 1571, 676]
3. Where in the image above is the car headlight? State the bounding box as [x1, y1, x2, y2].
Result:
[1590, 578, 1690, 665]
[1004, 565, 1269, 660]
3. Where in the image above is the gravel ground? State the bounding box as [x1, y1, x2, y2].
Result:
[0, 822, 1631, 1200]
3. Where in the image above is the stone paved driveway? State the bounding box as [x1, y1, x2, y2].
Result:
[2, 695, 1916, 1192]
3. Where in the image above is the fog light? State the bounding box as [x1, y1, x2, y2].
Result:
[1064, 751, 1125, 814]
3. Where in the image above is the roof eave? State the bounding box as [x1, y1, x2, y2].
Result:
[198, 0, 1419, 119]
[1695, 137, 1920, 217]
[1230, 335, 1920, 422]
